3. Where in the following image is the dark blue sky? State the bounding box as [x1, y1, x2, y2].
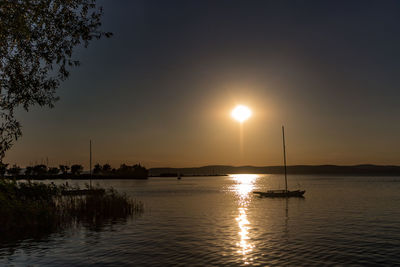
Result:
[7, 1, 400, 167]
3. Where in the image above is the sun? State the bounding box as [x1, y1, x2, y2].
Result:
[231, 105, 252, 123]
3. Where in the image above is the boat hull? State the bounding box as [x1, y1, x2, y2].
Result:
[253, 190, 305, 198]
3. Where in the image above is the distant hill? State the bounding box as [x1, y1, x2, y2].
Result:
[149, 164, 400, 176]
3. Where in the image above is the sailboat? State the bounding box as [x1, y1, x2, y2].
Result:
[177, 171, 182, 180]
[253, 126, 305, 198]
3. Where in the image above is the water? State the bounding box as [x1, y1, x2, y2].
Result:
[1, 174, 400, 266]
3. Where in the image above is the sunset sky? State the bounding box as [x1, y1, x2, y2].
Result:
[5, 1, 400, 168]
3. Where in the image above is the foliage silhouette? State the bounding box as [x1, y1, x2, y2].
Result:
[59, 165, 70, 175]
[102, 164, 112, 174]
[117, 163, 148, 178]
[0, 162, 148, 179]
[71, 164, 83, 175]
[32, 164, 47, 176]
[7, 164, 21, 177]
[0, 162, 8, 177]
[93, 163, 102, 174]
[0, 0, 112, 159]
[48, 167, 60, 175]
[87, 163, 148, 179]
[25, 166, 33, 176]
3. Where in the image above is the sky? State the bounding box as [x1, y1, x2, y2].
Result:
[5, 0, 400, 168]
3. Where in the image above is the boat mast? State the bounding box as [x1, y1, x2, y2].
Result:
[282, 126, 288, 192]
[90, 140, 92, 189]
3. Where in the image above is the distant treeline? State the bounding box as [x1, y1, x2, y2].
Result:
[0, 163, 148, 180]
[150, 165, 400, 176]
[157, 172, 227, 177]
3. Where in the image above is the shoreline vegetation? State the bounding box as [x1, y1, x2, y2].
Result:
[0, 179, 143, 242]
[0, 163, 149, 180]
[1, 163, 399, 180]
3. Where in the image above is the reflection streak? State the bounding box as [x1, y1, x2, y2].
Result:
[230, 174, 258, 264]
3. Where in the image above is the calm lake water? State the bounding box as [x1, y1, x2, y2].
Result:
[1, 174, 400, 266]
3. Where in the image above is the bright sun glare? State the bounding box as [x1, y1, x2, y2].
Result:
[231, 105, 252, 123]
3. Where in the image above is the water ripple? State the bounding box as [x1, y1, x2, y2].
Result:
[1, 175, 400, 266]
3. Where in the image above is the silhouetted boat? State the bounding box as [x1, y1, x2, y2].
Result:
[253, 126, 305, 198]
[253, 189, 305, 197]
[177, 171, 182, 180]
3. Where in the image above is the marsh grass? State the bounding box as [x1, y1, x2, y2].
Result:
[0, 179, 143, 241]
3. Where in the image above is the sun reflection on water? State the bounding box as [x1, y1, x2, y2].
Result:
[230, 174, 258, 264]
[231, 174, 258, 204]
[236, 207, 254, 258]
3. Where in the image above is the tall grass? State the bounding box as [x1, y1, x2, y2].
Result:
[0, 179, 143, 240]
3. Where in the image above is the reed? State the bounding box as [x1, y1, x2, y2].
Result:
[0, 179, 143, 239]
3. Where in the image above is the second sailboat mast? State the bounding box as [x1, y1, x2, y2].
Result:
[282, 126, 288, 192]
